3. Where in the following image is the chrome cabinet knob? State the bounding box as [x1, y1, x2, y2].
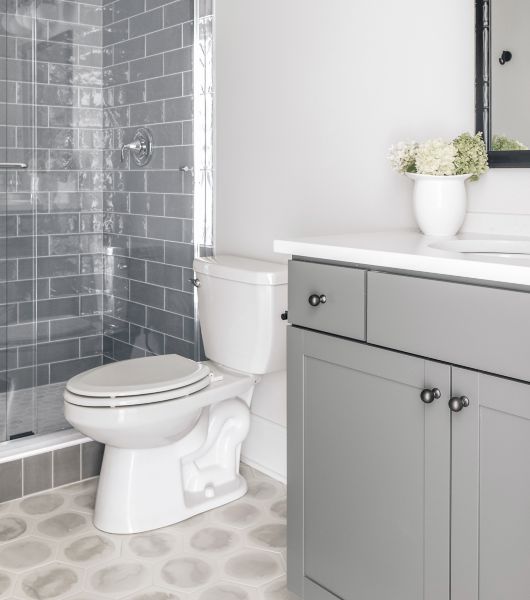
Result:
[449, 396, 470, 412]
[420, 388, 441, 404]
[308, 294, 327, 307]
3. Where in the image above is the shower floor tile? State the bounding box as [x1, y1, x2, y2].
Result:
[0, 465, 295, 600]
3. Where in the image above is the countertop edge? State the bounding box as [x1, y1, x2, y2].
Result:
[273, 239, 530, 287]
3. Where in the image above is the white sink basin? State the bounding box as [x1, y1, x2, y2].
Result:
[430, 239, 530, 257]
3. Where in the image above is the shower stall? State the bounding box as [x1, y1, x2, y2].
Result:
[0, 0, 213, 447]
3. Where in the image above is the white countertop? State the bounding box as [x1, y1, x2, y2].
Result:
[274, 231, 530, 286]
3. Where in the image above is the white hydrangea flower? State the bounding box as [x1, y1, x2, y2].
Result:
[388, 141, 418, 174]
[415, 138, 457, 176]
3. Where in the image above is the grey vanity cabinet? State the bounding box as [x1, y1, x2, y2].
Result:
[451, 369, 530, 600]
[288, 327, 451, 600]
[288, 260, 530, 600]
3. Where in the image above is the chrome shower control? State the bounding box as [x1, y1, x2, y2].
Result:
[121, 127, 153, 166]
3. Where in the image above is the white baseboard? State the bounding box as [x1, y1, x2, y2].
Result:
[242, 413, 286, 484]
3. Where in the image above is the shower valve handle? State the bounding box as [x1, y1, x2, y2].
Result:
[120, 128, 154, 166]
[121, 140, 143, 162]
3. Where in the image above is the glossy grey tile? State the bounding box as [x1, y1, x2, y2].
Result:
[164, 0, 193, 27]
[81, 441, 104, 478]
[53, 446, 81, 488]
[23, 452, 52, 496]
[0, 460, 22, 502]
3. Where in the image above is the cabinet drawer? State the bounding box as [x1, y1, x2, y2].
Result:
[367, 271, 530, 381]
[288, 260, 366, 339]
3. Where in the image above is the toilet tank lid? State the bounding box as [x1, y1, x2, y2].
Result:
[193, 255, 287, 285]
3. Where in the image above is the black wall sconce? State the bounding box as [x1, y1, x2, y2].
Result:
[499, 50, 512, 65]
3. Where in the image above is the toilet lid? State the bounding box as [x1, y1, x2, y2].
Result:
[66, 354, 211, 398]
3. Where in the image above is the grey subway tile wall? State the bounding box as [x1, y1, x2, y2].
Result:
[102, 0, 196, 363]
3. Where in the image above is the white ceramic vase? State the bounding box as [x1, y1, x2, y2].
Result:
[406, 173, 472, 237]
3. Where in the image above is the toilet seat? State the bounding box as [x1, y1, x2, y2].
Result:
[65, 354, 212, 408]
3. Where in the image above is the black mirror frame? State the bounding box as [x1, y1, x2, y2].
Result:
[475, 0, 530, 167]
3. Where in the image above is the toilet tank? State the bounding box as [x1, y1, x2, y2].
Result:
[193, 255, 288, 375]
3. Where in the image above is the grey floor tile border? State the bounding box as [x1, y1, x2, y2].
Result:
[0, 439, 104, 504]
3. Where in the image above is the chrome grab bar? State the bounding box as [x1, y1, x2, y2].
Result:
[0, 163, 28, 169]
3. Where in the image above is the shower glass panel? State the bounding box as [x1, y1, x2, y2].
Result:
[1, 0, 104, 442]
[0, 0, 207, 446]
[0, 1, 7, 441]
[2, 1, 39, 441]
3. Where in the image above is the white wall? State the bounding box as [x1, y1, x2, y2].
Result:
[215, 0, 530, 480]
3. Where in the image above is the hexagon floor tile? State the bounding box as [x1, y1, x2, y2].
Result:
[0, 464, 291, 599]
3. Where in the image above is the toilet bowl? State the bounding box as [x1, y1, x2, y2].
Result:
[64, 255, 287, 534]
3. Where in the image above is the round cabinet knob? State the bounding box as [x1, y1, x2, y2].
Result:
[308, 294, 327, 307]
[448, 396, 470, 413]
[420, 388, 441, 404]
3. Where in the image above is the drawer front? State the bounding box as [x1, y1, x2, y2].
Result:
[367, 271, 530, 381]
[288, 261, 366, 339]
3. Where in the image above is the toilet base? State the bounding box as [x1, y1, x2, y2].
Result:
[93, 398, 251, 534]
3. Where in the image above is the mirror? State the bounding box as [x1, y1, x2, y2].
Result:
[475, 0, 530, 166]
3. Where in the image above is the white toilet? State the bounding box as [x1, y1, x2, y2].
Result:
[64, 255, 287, 534]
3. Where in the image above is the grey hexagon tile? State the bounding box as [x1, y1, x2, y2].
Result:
[246, 524, 286, 552]
[259, 576, 299, 600]
[239, 465, 256, 482]
[0, 571, 13, 598]
[0, 503, 11, 514]
[187, 527, 241, 556]
[37, 512, 89, 539]
[254, 472, 283, 485]
[155, 556, 216, 592]
[69, 491, 96, 513]
[190, 581, 260, 600]
[123, 532, 178, 562]
[245, 482, 281, 504]
[16, 562, 84, 599]
[60, 479, 98, 497]
[0, 516, 29, 543]
[0, 537, 56, 572]
[211, 501, 263, 530]
[165, 511, 210, 533]
[58, 533, 119, 566]
[87, 561, 152, 598]
[122, 589, 182, 600]
[222, 550, 284, 587]
[269, 499, 286, 521]
[59, 595, 109, 600]
[19, 494, 65, 517]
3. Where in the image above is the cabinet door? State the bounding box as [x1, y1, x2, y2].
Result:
[451, 369, 530, 600]
[287, 327, 451, 600]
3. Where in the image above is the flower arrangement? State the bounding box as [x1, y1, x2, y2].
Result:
[389, 132, 488, 181]
[492, 134, 528, 151]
